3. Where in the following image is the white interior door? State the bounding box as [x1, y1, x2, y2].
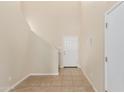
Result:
[105, 2, 124, 92]
[63, 36, 78, 67]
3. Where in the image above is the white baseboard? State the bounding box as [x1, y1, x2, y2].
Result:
[6, 72, 59, 92]
[6, 74, 30, 92]
[0, 87, 9, 92]
[80, 68, 98, 92]
[30, 73, 59, 76]
[77, 65, 81, 68]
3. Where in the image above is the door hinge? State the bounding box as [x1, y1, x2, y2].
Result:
[106, 23, 108, 29]
[105, 56, 108, 62]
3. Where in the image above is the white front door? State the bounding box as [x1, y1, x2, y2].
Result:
[63, 36, 79, 67]
[105, 2, 124, 92]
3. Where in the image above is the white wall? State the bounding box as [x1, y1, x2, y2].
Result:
[79, 1, 116, 91]
[0, 2, 81, 91]
[0, 2, 31, 91]
[27, 31, 58, 74]
[0, 2, 58, 91]
[0, 1, 117, 92]
[22, 1, 81, 69]
[22, 1, 81, 48]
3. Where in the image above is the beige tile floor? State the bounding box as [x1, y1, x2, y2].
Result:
[10, 68, 94, 92]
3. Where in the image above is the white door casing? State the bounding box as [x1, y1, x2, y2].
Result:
[105, 2, 124, 92]
[63, 36, 79, 67]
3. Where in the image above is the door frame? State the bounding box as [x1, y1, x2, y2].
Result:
[62, 36, 79, 68]
[104, 1, 123, 92]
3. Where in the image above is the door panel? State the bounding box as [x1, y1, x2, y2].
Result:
[106, 2, 124, 92]
[63, 36, 78, 67]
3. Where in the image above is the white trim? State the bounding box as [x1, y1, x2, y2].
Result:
[6, 72, 59, 92]
[80, 68, 98, 92]
[0, 87, 9, 92]
[6, 74, 30, 92]
[30, 73, 59, 76]
[105, 1, 123, 15]
[104, 1, 124, 92]
[60, 66, 64, 68]
[77, 64, 81, 68]
[104, 14, 108, 92]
